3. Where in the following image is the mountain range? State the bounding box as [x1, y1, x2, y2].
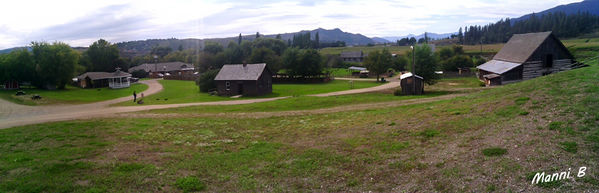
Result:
[513, 0, 599, 23]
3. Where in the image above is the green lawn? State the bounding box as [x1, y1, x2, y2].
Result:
[149, 91, 450, 114]
[328, 68, 353, 77]
[2, 65, 598, 192]
[0, 83, 148, 105]
[116, 79, 385, 106]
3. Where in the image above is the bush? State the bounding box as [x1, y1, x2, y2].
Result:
[175, 177, 206, 192]
[442, 55, 474, 71]
[482, 147, 507, 156]
[131, 69, 148, 78]
[196, 69, 219, 92]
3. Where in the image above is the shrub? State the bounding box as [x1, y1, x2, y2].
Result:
[196, 69, 219, 92]
[131, 69, 148, 78]
[175, 177, 206, 192]
[482, 147, 507, 156]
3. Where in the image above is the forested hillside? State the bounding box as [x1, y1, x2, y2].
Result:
[460, 11, 599, 45]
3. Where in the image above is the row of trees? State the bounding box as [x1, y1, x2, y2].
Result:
[395, 34, 431, 46]
[290, 32, 320, 49]
[0, 39, 132, 89]
[461, 11, 599, 45]
[0, 42, 80, 89]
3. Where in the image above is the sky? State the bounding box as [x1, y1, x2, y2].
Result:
[0, 0, 583, 49]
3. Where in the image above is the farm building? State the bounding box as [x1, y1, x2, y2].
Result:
[214, 63, 272, 96]
[128, 62, 196, 80]
[340, 51, 368, 63]
[400, 72, 424, 95]
[76, 69, 132, 89]
[476, 31, 574, 86]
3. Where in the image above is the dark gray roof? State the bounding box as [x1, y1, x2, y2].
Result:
[492, 31, 552, 63]
[476, 60, 521, 74]
[128, 62, 194, 73]
[340, 51, 367, 58]
[214, 63, 268, 81]
[77, 71, 131, 80]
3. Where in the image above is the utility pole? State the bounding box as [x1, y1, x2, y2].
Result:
[411, 45, 416, 94]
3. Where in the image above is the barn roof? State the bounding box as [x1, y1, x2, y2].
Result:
[77, 71, 131, 80]
[214, 63, 268, 81]
[492, 31, 552, 63]
[400, 72, 423, 80]
[476, 60, 521, 74]
[128, 62, 194, 73]
[348, 66, 367, 71]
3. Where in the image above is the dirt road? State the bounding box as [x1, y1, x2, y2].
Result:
[0, 76, 463, 129]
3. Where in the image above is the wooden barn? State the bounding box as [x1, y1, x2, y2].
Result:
[400, 72, 424, 95]
[477, 31, 574, 86]
[214, 63, 272, 96]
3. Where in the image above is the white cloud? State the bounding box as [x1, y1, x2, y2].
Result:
[0, 0, 584, 49]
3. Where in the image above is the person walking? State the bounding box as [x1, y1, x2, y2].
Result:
[133, 91, 137, 102]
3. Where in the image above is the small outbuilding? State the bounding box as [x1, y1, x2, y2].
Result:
[400, 72, 424, 95]
[476, 31, 574, 86]
[76, 69, 132, 89]
[214, 63, 272, 96]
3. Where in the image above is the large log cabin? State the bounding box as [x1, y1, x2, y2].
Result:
[477, 31, 575, 86]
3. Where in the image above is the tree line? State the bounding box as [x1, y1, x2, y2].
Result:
[0, 39, 134, 89]
[460, 11, 599, 45]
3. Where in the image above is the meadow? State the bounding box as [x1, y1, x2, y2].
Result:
[115, 79, 384, 106]
[2, 64, 598, 192]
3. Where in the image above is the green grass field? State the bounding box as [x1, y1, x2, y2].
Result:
[0, 83, 148, 105]
[328, 68, 353, 77]
[116, 79, 385, 106]
[2, 64, 598, 192]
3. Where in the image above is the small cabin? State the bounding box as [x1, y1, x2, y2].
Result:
[400, 72, 424, 95]
[476, 31, 574, 86]
[76, 69, 132, 89]
[214, 63, 272, 96]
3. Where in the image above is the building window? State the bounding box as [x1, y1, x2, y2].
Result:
[225, 81, 230, 90]
[544, 54, 553, 68]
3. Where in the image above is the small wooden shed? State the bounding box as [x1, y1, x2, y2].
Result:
[400, 72, 424, 95]
[214, 63, 272, 96]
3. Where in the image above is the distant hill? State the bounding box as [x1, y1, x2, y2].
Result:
[115, 28, 375, 57]
[382, 32, 457, 42]
[0, 47, 29, 54]
[371, 37, 390, 44]
[513, 0, 599, 23]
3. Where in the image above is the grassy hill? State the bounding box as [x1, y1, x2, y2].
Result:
[1, 60, 598, 192]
